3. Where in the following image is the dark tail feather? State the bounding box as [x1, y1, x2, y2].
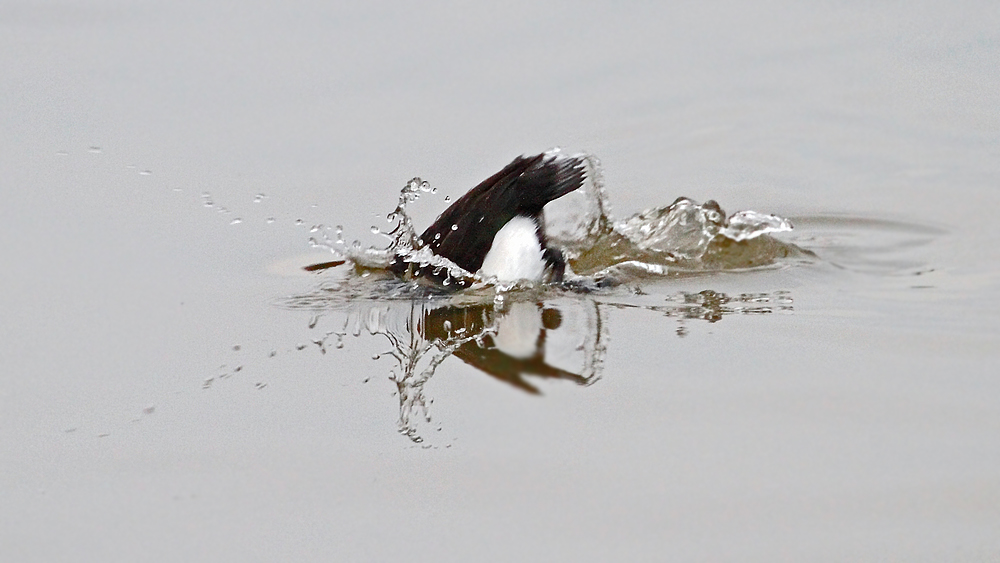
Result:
[513, 152, 588, 213]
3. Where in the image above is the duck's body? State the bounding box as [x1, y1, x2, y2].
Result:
[390, 152, 587, 286]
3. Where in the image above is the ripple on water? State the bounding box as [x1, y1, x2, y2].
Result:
[786, 215, 944, 277]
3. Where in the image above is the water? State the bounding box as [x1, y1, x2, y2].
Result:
[2, 2, 999, 561]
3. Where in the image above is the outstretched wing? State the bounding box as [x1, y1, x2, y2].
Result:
[419, 152, 587, 273]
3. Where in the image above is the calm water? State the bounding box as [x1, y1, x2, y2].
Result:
[2, 2, 999, 561]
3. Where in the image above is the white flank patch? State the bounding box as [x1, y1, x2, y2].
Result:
[479, 216, 546, 282]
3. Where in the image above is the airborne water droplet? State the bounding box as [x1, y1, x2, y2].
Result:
[444, 195, 451, 202]
[451, 224, 458, 231]
[266, 217, 275, 223]
[139, 170, 152, 176]
[253, 193, 266, 203]
[295, 219, 304, 226]
[230, 218, 242, 225]
[88, 146, 102, 153]
[370, 226, 380, 234]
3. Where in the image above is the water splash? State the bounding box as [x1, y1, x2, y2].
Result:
[568, 196, 800, 281]
[303, 151, 803, 290]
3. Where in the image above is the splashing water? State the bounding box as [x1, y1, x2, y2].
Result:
[305, 151, 804, 293]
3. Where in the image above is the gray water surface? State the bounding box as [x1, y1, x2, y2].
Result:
[2, 2, 999, 561]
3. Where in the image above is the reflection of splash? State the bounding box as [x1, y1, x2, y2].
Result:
[602, 290, 793, 337]
[277, 282, 795, 444]
[298, 293, 607, 444]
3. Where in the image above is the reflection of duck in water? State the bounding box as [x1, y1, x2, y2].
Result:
[389, 152, 587, 287]
[422, 300, 591, 394]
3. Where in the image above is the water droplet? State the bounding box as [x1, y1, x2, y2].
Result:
[230, 218, 242, 225]
[126, 164, 137, 169]
[269, 350, 277, 357]
[444, 195, 451, 202]
[310, 224, 322, 233]
[352, 240, 362, 249]
[370, 226, 380, 234]
[451, 224, 458, 231]
[253, 193, 266, 203]
[217, 207, 229, 214]
[139, 170, 152, 176]
[232, 345, 241, 351]
[143, 405, 156, 415]
[56, 150, 69, 156]
[442, 320, 452, 332]
[266, 217, 275, 223]
[296, 343, 307, 350]
[255, 382, 267, 390]
[88, 146, 102, 153]
[371, 354, 380, 360]
[172, 187, 182, 192]
[295, 219, 304, 226]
